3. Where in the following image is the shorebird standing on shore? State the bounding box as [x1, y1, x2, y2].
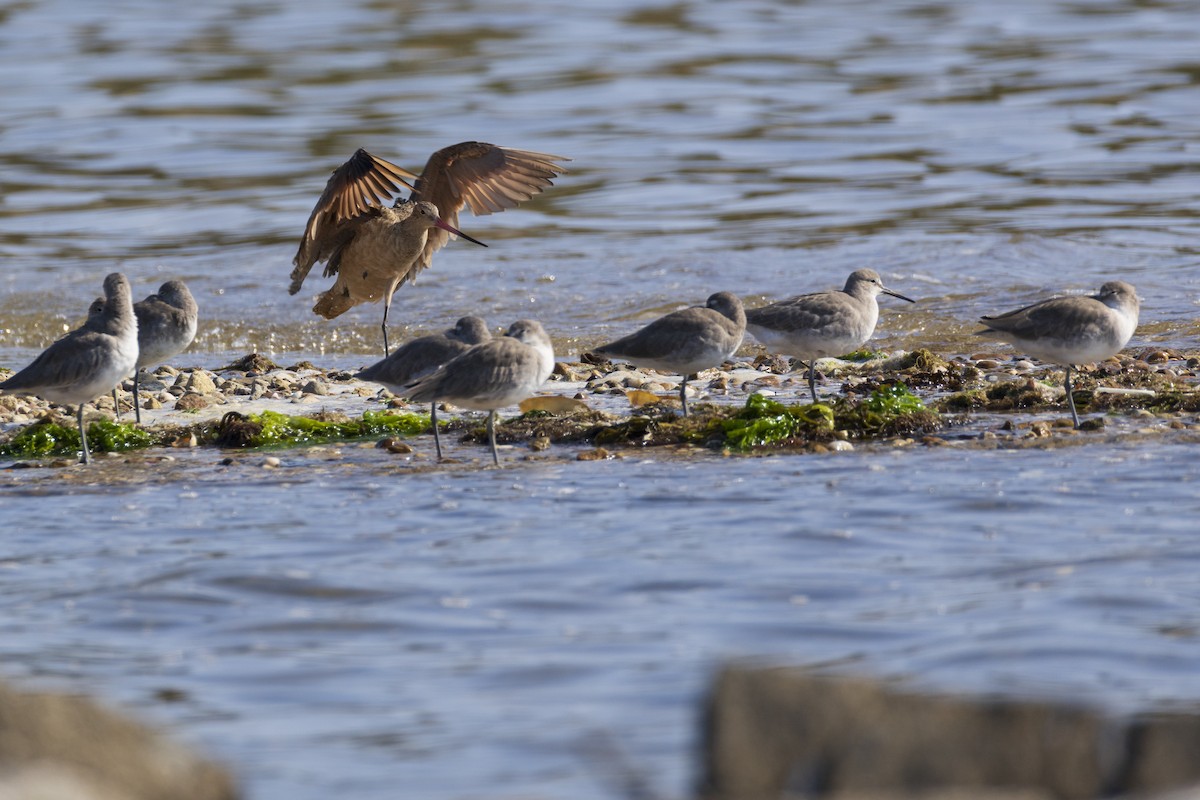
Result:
[124, 280, 198, 423]
[1, 273, 139, 464]
[591, 291, 746, 417]
[356, 315, 492, 458]
[744, 269, 915, 403]
[289, 142, 569, 355]
[976, 281, 1140, 428]
[401, 319, 554, 466]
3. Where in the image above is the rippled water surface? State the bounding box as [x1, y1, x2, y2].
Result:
[3, 1, 1200, 798]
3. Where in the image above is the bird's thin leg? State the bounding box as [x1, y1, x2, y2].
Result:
[77, 405, 91, 465]
[133, 368, 142, 425]
[380, 302, 391, 357]
[1065, 365, 1080, 429]
[112, 387, 121, 421]
[680, 374, 694, 417]
[431, 403, 443, 460]
[807, 360, 818, 404]
[487, 410, 499, 467]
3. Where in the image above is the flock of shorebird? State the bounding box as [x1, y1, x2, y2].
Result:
[0, 140, 1142, 465]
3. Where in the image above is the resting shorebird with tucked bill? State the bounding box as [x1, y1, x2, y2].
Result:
[356, 315, 492, 458]
[289, 142, 569, 356]
[744, 268, 915, 403]
[975, 280, 1140, 429]
[591, 291, 746, 417]
[102, 280, 198, 423]
[401, 319, 554, 466]
[1, 273, 139, 465]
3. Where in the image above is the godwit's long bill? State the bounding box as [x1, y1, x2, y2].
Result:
[289, 142, 569, 355]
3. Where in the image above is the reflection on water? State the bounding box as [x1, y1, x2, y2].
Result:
[2, 1, 1200, 798]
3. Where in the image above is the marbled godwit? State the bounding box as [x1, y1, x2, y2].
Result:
[1, 273, 139, 464]
[289, 142, 568, 355]
[592, 291, 745, 417]
[355, 315, 492, 458]
[402, 319, 554, 466]
[976, 280, 1140, 428]
[745, 269, 915, 403]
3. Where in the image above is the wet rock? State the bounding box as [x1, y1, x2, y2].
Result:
[0, 678, 237, 800]
[174, 392, 210, 412]
[700, 667, 1200, 800]
[261, 456, 281, 468]
[181, 370, 218, 396]
[218, 353, 280, 373]
[577, 447, 614, 461]
[301, 379, 329, 396]
[553, 361, 582, 381]
[376, 437, 412, 454]
[529, 436, 551, 452]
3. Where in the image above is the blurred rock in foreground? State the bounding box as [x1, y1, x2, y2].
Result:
[700, 666, 1200, 800]
[0, 680, 238, 800]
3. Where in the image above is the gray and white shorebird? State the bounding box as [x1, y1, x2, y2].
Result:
[591, 291, 746, 416]
[401, 319, 554, 466]
[355, 315, 492, 458]
[744, 268, 915, 403]
[1, 273, 139, 464]
[289, 142, 569, 355]
[975, 280, 1140, 428]
[105, 280, 198, 424]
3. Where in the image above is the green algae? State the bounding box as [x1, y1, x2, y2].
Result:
[722, 394, 835, 449]
[0, 419, 154, 458]
[722, 384, 938, 450]
[215, 409, 428, 448]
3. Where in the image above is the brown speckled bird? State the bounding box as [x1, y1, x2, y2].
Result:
[289, 142, 569, 355]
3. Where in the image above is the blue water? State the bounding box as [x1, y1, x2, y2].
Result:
[2, 440, 1199, 798]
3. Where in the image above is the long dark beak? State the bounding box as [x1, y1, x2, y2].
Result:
[435, 218, 488, 247]
[883, 286, 916, 303]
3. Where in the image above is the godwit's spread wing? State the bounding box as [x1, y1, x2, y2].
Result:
[410, 142, 569, 269]
[290, 149, 419, 294]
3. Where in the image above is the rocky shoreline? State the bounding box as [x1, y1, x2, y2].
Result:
[2, 344, 1199, 468]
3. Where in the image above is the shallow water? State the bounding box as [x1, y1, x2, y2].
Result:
[2, 0, 1200, 798]
[2, 442, 1200, 799]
